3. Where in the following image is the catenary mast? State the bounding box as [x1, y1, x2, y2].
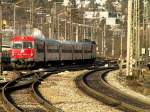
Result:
[127, 0, 140, 76]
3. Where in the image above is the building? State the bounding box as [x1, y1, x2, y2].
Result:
[84, 10, 123, 26]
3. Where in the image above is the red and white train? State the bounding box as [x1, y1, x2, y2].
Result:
[10, 34, 96, 68]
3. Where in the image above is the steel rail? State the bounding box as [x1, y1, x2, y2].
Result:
[0, 82, 7, 91]
[31, 64, 98, 112]
[32, 69, 62, 112]
[1, 62, 102, 112]
[1, 71, 47, 112]
[31, 65, 91, 112]
[2, 72, 22, 112]
[76, 68, 150, 112]
[1, 70, 35, 112]
[32, 79, 61, 112]
[1, 68, 64, 112]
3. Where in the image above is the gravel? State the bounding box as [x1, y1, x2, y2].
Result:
[106, 69, 150, 104]
[0, 93, 7, 112]
[39, 70, 122, 112]
[10, 89, 47, 112]
[1, 71, 18, 82]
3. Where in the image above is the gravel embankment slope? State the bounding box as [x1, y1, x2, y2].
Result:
[106, 70, 150, 104]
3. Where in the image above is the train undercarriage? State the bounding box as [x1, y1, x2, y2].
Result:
[10, 58, 96, 69]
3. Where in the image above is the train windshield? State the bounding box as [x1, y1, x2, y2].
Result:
[12, 42, 32, 49]
[12, 42, 22, 49]
[23, 42, 32, 49]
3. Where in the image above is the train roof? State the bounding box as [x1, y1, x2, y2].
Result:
[11, 35, 47, 41]
[11, 36, 96, 45]
[53, 40, 95, 45]
[45, 39, 60, 45]
[11, 36, 35, 41]
[59, 40, 77, 45]
[80, 39, 96, 44]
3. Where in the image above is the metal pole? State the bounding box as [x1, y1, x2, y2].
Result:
[121, 34, 123, 60]
[112, 37, 114, 57]
[0, 1, 2, 75]
[94, 27, 96, 42]
[137, 0, 140, 59]
[81, 25, 83, 40]
[13, 4, 16, 35]
[71, 21, 73, 40]
[101, 27, 104, 56]
[76, 25, 78, 42]
[48, 16, 52, 39]
[71, 23, 73, 41]
[29, 0, 33, 30]
[144, 0, 148, 62]
[54, 2, 57, 39]
[65, 19, 67, 40]
[83, 19, 85, 39]
[103, 24, 106, 57]
[40, 17, 43, 31]
[57, 16, 59, 40]
[104, 37, 106, 57]
[93, 27, 95, 41]
[95, 27, 98, 44]
[127, 0, 134, 76]
[120, 33, 123, 74]
[51, 17, 53, 39]
[91, 26, 93, 40]
[135, 0, 140, 65]
[70, 21, 72, 40]
[143, 0, 145, 55]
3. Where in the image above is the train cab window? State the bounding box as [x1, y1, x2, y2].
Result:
[12, 42, 22, 49]
[23, 42, 32, 49]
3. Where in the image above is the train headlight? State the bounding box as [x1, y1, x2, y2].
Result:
[12, 53, 14, 56]
[21, 49, 24, 53]
[31, 53, 33, 57]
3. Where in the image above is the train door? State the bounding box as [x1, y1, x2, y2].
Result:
[34, 39, 45, 62]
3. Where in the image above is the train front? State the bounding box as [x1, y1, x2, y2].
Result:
[10, 36, 34, 68]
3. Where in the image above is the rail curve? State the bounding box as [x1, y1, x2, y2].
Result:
[1, 70, 59, 112]
[76, 68, 150, 112]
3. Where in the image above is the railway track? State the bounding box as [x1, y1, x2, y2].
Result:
[76, 68, 150, 112]
[0, 82, 7, 91]
[0, 81, 8, 111]
[1, 64, 94, 112]
[0, 60, 113, 112]
[1, 68, 61, 112]
[0, 93, 7, 112]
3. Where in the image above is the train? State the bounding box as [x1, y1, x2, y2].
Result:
[10, 31, 96, 68]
